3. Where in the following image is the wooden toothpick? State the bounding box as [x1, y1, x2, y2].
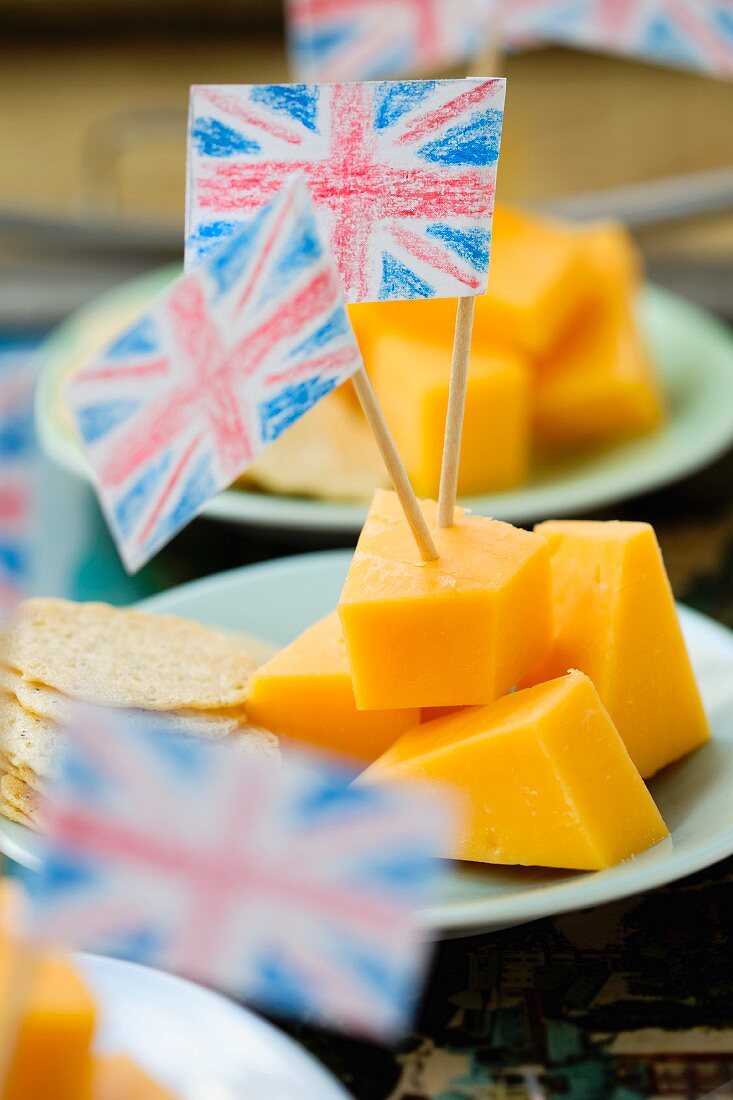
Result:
[437, 296, 476, 529]
[352, 367, 438, 563]
[470, 21, 503, 80]
[435, 42, 503, 530]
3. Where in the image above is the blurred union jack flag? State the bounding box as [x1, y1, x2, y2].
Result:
[186, 78, 505, 303]
[286, 0, 490, 82]
[68, 176, 362, 573]
[25, 708, 451, 1038]
[495, 0, 733, 77]
[0, 352, 36, 618]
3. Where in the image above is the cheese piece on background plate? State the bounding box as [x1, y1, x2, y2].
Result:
[533, 300, 665, 451]
[0, 944, 97, 1100]
[349, 204, 594, 361]
[247, 612, 419, 763]
[521, 521, 710, 778]
[369, 334, 531, 498]
[576, 220, 641, 306]
[339, 490, 553, 710]
[360, 671, 669, 871]
[475, 205, 595, 357]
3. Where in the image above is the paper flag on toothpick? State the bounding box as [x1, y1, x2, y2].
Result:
[24, 708, 455, 1040]
[186, 78, 505, 303]
[0, 356, 36, 619]
[67, 175, 363, 573]
[285, 0, 490, 82]
[494, 0, 733, 79]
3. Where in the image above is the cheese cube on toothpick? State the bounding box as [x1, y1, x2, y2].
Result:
[339, 489, 553, 710]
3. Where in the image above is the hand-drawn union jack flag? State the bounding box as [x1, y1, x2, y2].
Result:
[186, 79, 506, 303]
[286, 0, 490, 82]
[495, 0, 733, 77]
[0, 354, 36, 618]
[25, 709, 452, 1039]
[68, 176, 363, 573]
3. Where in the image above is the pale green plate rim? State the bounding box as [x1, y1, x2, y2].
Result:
[35, 271, 733, 532]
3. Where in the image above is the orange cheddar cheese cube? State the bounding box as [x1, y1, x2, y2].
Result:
[421, 706, 463, 722]
[521, 521, 710, 778]
[246, 612, 420, 762]
[368, 332, 531, 498]
[93, 1056, 175, 1100]
[339, 490, 553, 710]
[360, 671, 669, 870]
[534, 301, 665, 451]
[0, 946, 96, 1100]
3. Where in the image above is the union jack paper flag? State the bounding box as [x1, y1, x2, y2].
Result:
[495, 0, 733, 78]
[286, 0, 490, 82]
[25, 708, 453, 1039]
[68, 176, 363, 573]
[0, 353, 36, 618]
[186, 78, 506, 303]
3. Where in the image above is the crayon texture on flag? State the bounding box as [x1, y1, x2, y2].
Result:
[186, 78, 506, 303]
[0, 351, 36, 618]
[67, 176, 362, 573]
[494, 0, 733, 77]
[25, 708, 453, 1038]
[286, 0, 489, 82]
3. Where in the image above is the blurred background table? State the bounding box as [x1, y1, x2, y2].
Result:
[3, 3, 733, 1096]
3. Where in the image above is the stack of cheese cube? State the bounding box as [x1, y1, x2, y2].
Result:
[348, 206, 665, 499]
[248, 498, 710, 871]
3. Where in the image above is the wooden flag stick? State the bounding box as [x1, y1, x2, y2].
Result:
[470, 20, 503, 78]
[437, 295, 476, 529]
[436, 42, 502, 530]
[352, 367, 438, 562]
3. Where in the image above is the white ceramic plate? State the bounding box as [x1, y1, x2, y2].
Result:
[5, 551, 733, 937]
[36, 272, 733, 534]
[78, 952, 349, 1099]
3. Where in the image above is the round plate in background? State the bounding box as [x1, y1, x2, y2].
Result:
[5, 551, 733, 937]
[36, 270, 733, 534]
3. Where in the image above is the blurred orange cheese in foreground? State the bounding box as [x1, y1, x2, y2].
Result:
[0, 891, 96, 1100]
[246, 611, 420, 762]
[520, 521, 710, 778]
[368, 333, 531, 497]
[360, 671, 669, 870]
[338, 489, 553, 710]
[92, 1055, 175, 1100]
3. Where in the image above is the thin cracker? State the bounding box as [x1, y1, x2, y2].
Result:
[0, 752, 47, 795]
[225, 725, 280, 762]
[239, 391, 384, 501]
[1, 774, 42, 830]
[0, 692, 63, 782]
[0, 665, 249, 741]
[6, 600, 257, 711]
